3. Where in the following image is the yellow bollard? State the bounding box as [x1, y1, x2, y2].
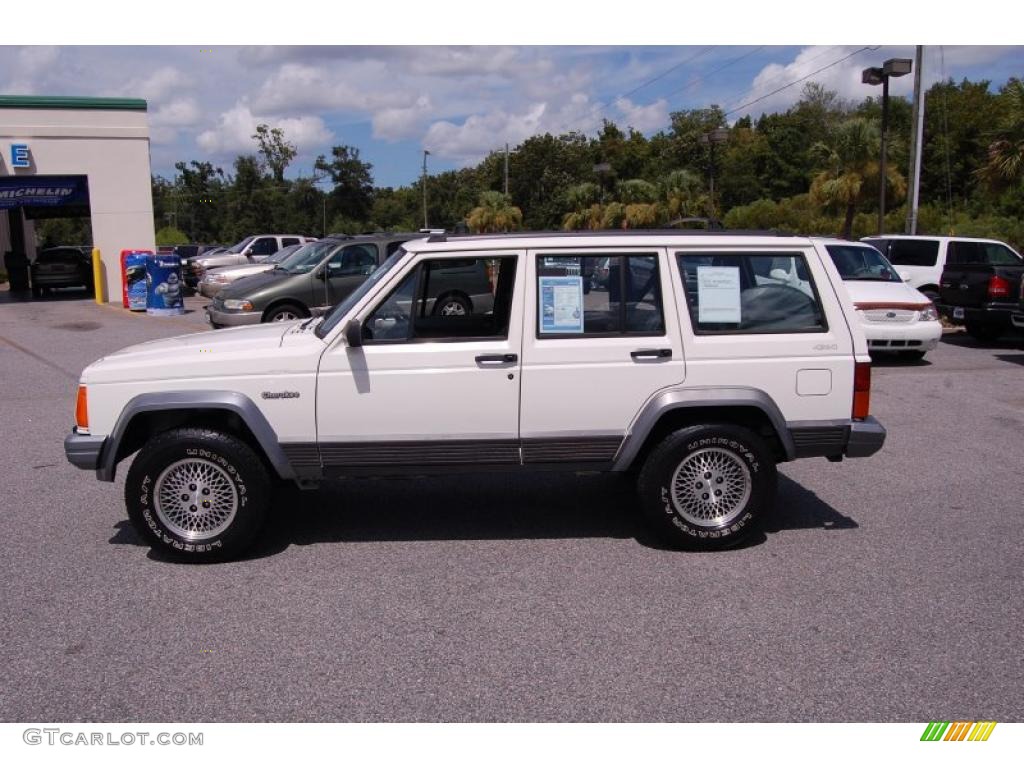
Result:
[91, 247, 106, 304]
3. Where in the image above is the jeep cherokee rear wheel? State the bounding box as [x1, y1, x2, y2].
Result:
[637, 424, 776, 549]
[125, 428, 271, 562]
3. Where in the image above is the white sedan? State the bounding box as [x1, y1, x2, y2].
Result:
[822, 240, 942, 360]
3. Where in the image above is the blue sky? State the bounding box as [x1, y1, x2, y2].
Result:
[2, 44, 1022, 188]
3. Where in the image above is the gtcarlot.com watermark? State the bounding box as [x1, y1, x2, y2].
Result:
[23, 728, 203, 747]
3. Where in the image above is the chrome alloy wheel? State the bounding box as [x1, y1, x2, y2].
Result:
[669, 447, 752, 528]
[439, 300, 467, 316]
[272, 310, 298, 321]
[154, 458, 239, 540]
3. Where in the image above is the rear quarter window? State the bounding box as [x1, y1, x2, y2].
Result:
[676, 252, 827, 334]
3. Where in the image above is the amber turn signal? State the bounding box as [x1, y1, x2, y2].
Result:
[75, 385, 89, 432]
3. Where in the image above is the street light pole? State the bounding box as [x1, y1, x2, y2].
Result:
[422, 150, 430, 230]
[700, 127, 729, 218]
[862, 57, 912, 235]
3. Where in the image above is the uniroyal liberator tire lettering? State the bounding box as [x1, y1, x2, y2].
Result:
[639, 424, 775, 550]
[125, 428, 269, 563]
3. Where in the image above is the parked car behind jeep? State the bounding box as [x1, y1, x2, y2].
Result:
[30, 246, 93, 297]
[207, 234, 416, 326]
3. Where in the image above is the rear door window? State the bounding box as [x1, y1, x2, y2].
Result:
[535, 253, 665, 336]
[887, 239, 939, 267]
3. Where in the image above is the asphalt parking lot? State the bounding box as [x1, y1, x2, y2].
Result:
[1, 286, 1022, 722]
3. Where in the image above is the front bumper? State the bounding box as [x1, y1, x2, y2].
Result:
[64, 428, 106, 470]
[206, 305, 262, 327]
[199, 280, 228, 298]
[863, 319, 943, 353]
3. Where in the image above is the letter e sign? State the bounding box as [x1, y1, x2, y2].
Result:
[11, 144, 30, 168]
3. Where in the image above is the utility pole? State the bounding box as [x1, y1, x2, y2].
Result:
[422, 150, 430, 230]
[504, 143, 509, 196]
[905, 46, 925, 235]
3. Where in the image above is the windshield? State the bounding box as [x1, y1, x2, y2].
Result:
[826, 244, 901, 282]
[276, 241, 340, 274]
[262, 244, 301, 264]
[316, 248, 408, 338]
[225, 236, 253, 254]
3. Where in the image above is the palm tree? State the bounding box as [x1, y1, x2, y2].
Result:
[562, 183, 604, 230]
[466, 191, 523, 233]
[977, 78, 1024, 190]
[659, 169, 708, 222]
[809, 118, 906, 239]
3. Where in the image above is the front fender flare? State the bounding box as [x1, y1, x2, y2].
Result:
[97, 390, 295, 481]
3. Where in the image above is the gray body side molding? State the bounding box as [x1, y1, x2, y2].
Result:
[611, 386, 797, 470]
[96, 390, 296, 482]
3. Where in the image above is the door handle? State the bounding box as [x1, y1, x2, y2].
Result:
[475, 353, 518, 365]
[631, 348, 672, 360]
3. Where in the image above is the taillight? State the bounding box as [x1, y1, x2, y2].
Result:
[75, 385, 89, 433]
[988, 275, 1011, 300]
[852, 362, 871, 421]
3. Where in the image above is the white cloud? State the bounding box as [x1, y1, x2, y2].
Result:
[152, 97, 201, 127]
[196, 102, 333, 156]
[614, 97, 670, 133]
[423, 93, 604, 165]
[252, 62, 412, 114]
[121, 66, 192, 101]
[372, 96, 433, 141]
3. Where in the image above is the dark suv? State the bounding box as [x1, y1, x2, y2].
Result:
[30, 246, 93, 297]
[207, 233, 419, 327]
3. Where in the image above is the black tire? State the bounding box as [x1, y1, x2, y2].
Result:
[263, 302, 309, 323]
[920, 287, 940, 304]
[432, 293, 471, 316]
[31, 284, 42, 299]
[900, 350, 927, 361]
[125, 428, 271, 563]
[636, 423, 776, 549]
[964, 318, 1005, 342]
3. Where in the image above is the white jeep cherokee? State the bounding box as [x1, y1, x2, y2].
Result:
[65, 232, 885, 562]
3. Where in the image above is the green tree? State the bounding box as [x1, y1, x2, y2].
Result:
[466, 191, 523, 233]
[252, 124, 297, 184]
[155, 225, 189, 246]
[315, 145, 375, 226]
[977, 78, 1024, 191]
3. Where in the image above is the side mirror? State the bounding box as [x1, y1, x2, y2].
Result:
[897, 269, 911, 283]
[345, 318, 363, 348]
[769, 268, 790, 282]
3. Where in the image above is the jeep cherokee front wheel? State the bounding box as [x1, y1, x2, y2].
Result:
[637, 424, 776, 549]
[125, 428, 271, 562]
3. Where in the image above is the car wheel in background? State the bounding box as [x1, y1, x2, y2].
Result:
[432, 293, 471, 316]
[964, 318, 1005, 343]
[264, 303, 308, 323]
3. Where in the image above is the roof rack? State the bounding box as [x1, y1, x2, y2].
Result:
[425, 229, 793, 243]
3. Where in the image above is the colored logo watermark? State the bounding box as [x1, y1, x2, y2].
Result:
[921, 721, 997, 741]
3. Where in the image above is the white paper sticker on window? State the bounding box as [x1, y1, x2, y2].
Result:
[539, 275, 584, 333]
[697, 266, 741, 324]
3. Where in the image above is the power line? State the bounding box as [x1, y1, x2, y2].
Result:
[724, 45, 880, 118]
[721, 45, 844, 114]
[618, 47, 716, 102]
[672, 45, 767, 101]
